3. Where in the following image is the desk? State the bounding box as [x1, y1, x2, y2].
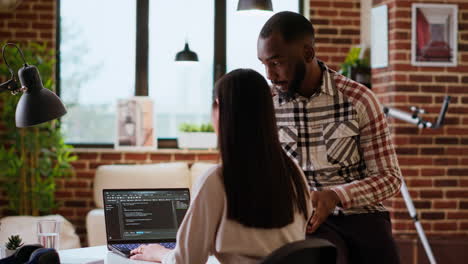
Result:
[59, 245, 220, 264]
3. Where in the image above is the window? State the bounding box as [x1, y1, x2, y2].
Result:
[148, 0, 214, 138]
[59, 0, 301, 145]
[59, 0, 136, 144]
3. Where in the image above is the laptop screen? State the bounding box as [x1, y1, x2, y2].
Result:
[103, 189, 190, 243]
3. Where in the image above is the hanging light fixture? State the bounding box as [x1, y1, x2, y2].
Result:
[0, 43, 67, 127]
[175, 42, 198, 62]
[237, 0, 273, 12]
[175, 0, 199, 63]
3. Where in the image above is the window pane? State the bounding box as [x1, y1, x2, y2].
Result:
[226, 0, 299, 77]
[148, 0, 214, 138]
[60, 0, 136, 144]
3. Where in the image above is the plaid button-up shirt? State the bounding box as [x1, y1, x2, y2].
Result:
[274, 61, 402, 215]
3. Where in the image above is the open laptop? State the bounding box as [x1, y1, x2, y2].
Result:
[103, 188, 190, 257]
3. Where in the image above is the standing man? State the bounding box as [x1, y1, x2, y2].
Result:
[257, 11, 402, 264]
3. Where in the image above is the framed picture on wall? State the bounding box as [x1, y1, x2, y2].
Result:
[115, 96, 156, 150]
[411, 3, 458, 66]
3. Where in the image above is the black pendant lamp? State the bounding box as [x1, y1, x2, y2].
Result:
[175, 42, 198, 62]
[0, 43, 67, 127]
[237, 0, 273, 11]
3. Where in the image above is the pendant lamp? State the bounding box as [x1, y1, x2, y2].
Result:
[237, 0, 273, 11]
[175, 42, 198, 62]
[175, 0, 199, 62]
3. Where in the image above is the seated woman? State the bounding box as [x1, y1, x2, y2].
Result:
[130, 69, 312, 263]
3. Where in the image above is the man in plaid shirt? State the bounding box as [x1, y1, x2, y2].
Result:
[257, 12, 402, 264]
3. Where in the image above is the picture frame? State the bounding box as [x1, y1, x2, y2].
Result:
[115, 96, 156, 150]
[411, 3, 458, 67]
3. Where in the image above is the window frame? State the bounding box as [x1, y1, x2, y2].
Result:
[56, 0, 304, 148]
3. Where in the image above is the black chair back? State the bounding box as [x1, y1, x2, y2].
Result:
[0, 244, 60, 264]
[259, 238, 336, 264]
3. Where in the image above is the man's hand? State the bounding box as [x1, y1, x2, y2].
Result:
[307, 190, 341, 234]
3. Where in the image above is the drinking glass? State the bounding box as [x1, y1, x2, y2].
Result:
[0, 245, 5, 258]
[37, 219, 60, 249]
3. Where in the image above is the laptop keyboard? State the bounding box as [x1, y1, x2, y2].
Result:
[114, 244, 141, 251]
[160, 242, 176, 249]
[114, 242, 176, 251]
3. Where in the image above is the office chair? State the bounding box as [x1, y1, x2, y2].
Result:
[259, 238, 336, 264]
[0, 244, 60, 264]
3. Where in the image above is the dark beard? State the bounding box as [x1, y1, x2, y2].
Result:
[285, 61, 306, 99]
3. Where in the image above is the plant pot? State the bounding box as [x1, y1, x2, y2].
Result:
[4, 248, 16, 258]
[178, 132, 217, 149]
[349, 66, 371, 88]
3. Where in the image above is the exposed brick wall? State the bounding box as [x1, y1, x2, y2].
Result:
[371, 0, 468, 239]
[0, 0, 55, 48]
[310, 0, 362, 71]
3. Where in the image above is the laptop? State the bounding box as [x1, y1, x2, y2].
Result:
[102, 188, 191, 257]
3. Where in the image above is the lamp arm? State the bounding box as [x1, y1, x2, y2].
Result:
[2, 43, 28, 69]
[1, 43, 29, 94]
[0, 79, 19, 93]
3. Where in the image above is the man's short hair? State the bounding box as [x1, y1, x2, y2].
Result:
[260, 11, 315, 43]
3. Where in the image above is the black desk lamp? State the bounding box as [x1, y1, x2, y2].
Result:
[0, 43, 66, 127]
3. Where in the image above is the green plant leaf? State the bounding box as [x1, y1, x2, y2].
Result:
[178, 122, 214, 132]
[340, 46, 370, 78]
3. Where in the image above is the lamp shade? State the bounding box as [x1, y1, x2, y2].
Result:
[237, 0, 273, 11]
[175, 43, 199, 62]
[15, 65, 67, 127]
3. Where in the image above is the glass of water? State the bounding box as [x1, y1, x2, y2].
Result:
[37, 219, 60, 249]
[0, 245, 5, 258]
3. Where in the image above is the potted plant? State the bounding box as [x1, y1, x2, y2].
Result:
[340, 46, 371, 88]
[4, 235, 23, 257]
[177, 122, 217, 149]
[0, 42, 76, 216]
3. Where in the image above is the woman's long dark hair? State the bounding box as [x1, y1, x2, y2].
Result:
[213, 69, 309, 228]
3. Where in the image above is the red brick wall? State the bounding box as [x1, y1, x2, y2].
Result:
[0, 0, 55, 45]
[371, 0, 468, 240]
[310, 0, 362, 71]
